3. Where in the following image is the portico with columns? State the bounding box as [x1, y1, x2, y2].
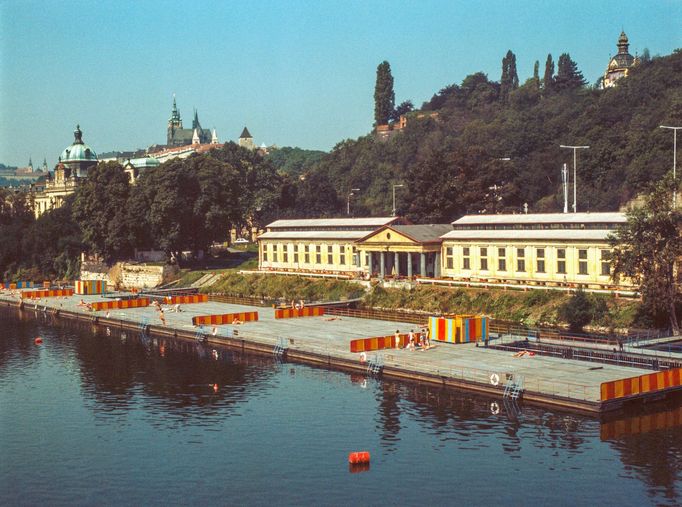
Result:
[356, 224, 452, 279]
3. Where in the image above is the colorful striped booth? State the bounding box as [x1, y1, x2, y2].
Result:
[192, 311, 259, 326]
[91, 298, 150, 311]
[600, 405, 682, 440]
[428, 315, 488, 344]
[350, 334, 409, 353]
[600, 367, 682, 402]
[275, 306, 325, 319]
[22, 289, 74, 299]
[164, 294, 208, 305]
[4, 281, 33, 289]
[75, 280, 107, 295]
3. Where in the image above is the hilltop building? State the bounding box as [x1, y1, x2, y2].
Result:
[603, 31, 639, 89]
[238, 127, 256, 150]
[32, 125, 98, 218]
[167, 96, 212, 147]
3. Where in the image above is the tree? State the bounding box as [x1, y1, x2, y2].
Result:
[609, 179, 682, 333]
[391, 100, 414, 122]
[558, 289, 605, 332]
[543, 53, 554, 93]
[71, 161, 135, 262]
[374, 61, 395, 125]
[532, 60, 540, 90]
[554, 53, 586, 91]
[500, 50, 519, 102]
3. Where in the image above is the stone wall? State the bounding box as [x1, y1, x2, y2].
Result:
[80, 262, 178, 290]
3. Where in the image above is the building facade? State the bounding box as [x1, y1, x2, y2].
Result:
[440, 213, 631, 289]
[167, 96, 212, 147]
[257, 217, 403, 277]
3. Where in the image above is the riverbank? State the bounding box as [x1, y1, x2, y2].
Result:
[2, 290, 677, 415]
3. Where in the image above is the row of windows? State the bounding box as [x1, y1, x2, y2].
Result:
[262, 243, 357, 266]
[444, 246, 610, 276]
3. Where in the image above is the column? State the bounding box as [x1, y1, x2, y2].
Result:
[407, 253, 413, 278]
[380, 252, 386, 278]
[394, 252, 400, 276]
[434, 252, 441, 278]
[420, 253, 426, 277]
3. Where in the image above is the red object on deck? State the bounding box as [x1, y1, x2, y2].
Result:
[348, 451, 370, 464]
[34, 337, 43, 345]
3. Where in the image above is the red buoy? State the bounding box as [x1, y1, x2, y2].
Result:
[34, 337, 43, 345]
[348, 451, 370, 464]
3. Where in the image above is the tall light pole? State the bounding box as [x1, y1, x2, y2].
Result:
[660, 125, 681, 207]
[392, 184, 404, 216]
[347, 188, 360, 215]
[560, 145, 589, 213]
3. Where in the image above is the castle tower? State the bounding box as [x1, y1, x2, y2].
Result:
[28, 157, 33, 172]
[238, 127, 255, 150]
[167, 95, 183, 145]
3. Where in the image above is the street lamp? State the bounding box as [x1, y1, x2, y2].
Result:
[347, 188, 360, 215]
[660, 125, 681, 207]
[560, 145, 589, 213]
[392, 184, 404, 216]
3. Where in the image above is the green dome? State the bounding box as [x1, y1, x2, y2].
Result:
[60, 125, 98, 163]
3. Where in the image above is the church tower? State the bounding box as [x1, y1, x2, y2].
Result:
[167, 95, 183, 146]
[603, 31, 638, 89]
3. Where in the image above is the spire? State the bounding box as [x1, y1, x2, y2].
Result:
[192, 108, 201, 130]
[211, 128, 219, 144]
[73, 125, 83, 144]
[169, 94, 182, 126]
[28, 156, 33, 168]
[617, 31, 629, 54]
[240, 127, 252, 139]
[192, 128, 200, 145]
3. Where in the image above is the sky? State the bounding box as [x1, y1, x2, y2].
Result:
[0, 0, 680, 167]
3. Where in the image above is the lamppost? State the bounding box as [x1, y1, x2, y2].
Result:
[392, 184, 404, 216]
[660, 125, 681, 207]
[347, 188, 360, 215]
[560, 145, 589, 213]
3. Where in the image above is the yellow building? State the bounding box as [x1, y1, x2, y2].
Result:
[257, 217, 402, 277]
[602, 31, 638, 89]
[440, 212, 632, 289]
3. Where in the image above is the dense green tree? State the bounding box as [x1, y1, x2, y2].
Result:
[558, 289, 606, 332]
[554, 53, 586, 90]
[374, 61, 395, 125]
[500, 50, 519, 102]
[543, 53, 554, 92]
[610, 179, 682, 333]
[71, 161, 134, 262]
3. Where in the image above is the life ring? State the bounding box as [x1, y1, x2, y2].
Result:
[359, 352, 367, 363]
[490, 373, 500, 386]
[490, 401, 500, 415]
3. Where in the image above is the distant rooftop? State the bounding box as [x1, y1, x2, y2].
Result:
[266, 217, 400, 230]
[452, 212, 626, 228]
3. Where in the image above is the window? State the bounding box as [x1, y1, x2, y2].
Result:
[578, 249, 588, 275]
[282, 245, 288, 263]
[480, 247, 488, 271]
[316, 245, 322, 264]
[294, 245, 299, 264]
[340, 247, 346, 265]
[263, 246, 268, 262]
[353, 247, 359, 267]
[304, 245, 310, 264]
[326, 245, 333, 264]
[446, 247, 454, 269]
[463, 247, 471, 270]
[517, 247, 525, 272]
[497, 247, 506, 271]
[273, 245, 279, 263]
[536, 248, 545, 273]
[557, 248, 566, 274]
[601, 250, 611, 276]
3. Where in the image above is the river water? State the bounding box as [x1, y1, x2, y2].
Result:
[1, 307, 681, 506]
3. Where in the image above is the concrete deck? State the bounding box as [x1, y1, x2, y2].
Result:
[0, 291, 666, 413]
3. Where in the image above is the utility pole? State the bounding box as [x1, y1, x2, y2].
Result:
[347, 188, 360, 215]
[561, 163, 569, 213]
[392, 184, 404, 216]
[560, 145, 589, 212]
[660, 125, 680, 207]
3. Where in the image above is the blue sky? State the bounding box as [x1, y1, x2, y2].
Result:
[1, 0, 680, 167]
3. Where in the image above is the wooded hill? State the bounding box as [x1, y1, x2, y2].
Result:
[275, 50, 682, 222]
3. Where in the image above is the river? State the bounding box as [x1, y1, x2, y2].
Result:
[1, 307, 681, 506]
